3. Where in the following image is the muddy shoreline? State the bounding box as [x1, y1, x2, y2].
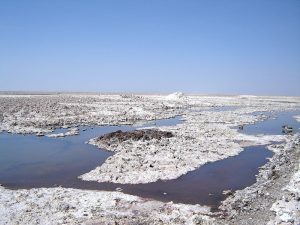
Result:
[217, 134, 300, 224]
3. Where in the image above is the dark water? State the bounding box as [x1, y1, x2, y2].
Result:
[0, 131, 114, 186]
[1, 109, 299, 208]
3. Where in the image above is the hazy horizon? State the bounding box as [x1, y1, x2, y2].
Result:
[1, 1, 299, 96]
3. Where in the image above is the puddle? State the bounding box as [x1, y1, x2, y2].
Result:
[1, 109, 300, 208]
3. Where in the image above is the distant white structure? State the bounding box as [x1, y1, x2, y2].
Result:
[165, 92, 185, 101]
[239, 95, 257, 99]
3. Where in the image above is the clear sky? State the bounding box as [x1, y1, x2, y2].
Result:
[0, 0, 299, 95]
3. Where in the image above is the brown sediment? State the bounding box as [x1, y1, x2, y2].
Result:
[96, 129, 174, 145]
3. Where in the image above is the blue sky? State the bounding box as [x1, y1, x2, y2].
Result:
[0, 0, 299, 95]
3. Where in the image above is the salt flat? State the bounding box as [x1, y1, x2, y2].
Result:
[0, 93, 300, 224]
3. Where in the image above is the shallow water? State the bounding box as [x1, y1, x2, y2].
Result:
[0, 117, 182, 187]
[242, 110, 300, 135]
[1, 109, 299, 208]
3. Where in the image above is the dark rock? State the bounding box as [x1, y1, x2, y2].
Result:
[223, 190, 234, 196]
[282, 125, 293, 134]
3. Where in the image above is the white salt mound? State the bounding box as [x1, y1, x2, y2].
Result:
[166, 92, 185, 101]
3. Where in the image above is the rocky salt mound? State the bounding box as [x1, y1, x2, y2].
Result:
[268, 138, 300, 225]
